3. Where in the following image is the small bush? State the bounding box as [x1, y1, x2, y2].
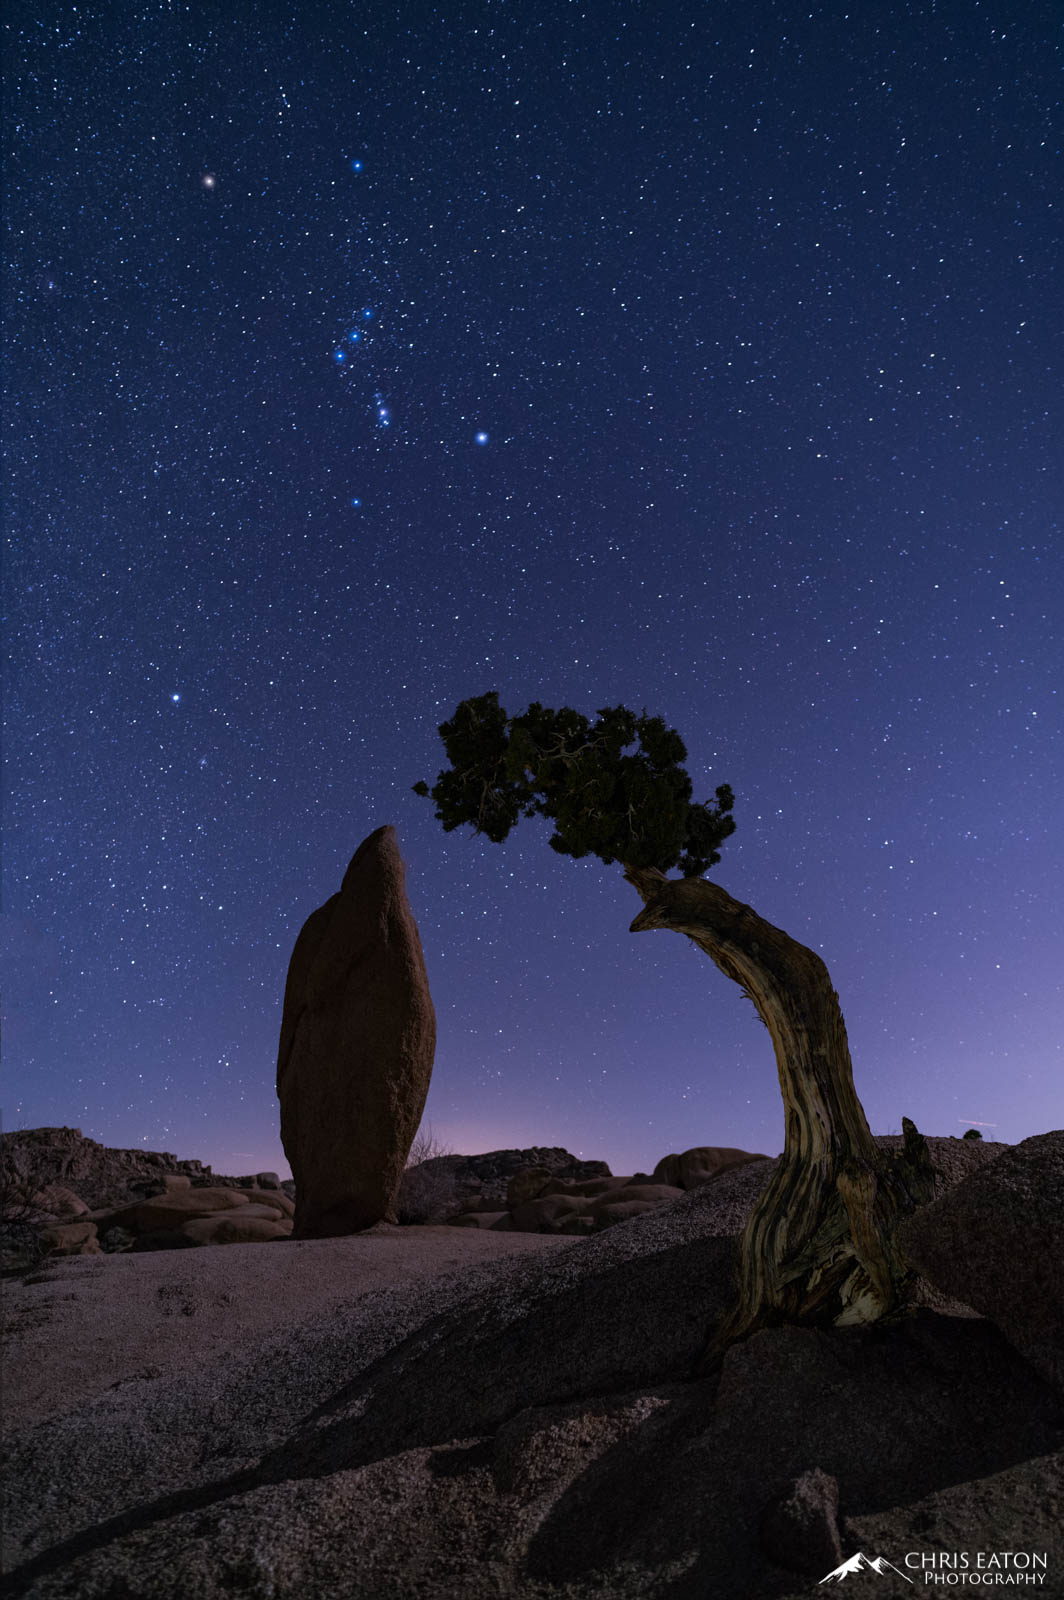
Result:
[961, 1128, 984, 1141]
[397, 1125, 458, 1225]
[0, 1164, 47, 1274]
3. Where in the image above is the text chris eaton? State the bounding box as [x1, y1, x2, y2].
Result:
[905, 1552, 1049, 1586]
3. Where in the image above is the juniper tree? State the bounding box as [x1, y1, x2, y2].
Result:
[412, 691, 736, 875]
[415, 691, 934, 1363]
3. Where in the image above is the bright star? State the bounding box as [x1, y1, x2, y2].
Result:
[475, 431, 489, 445]
[348, 329, 362, 343]
[333, 349, 346, 363]
[201, 173, 217, 190]
[171, 693, 181, 704]
[351, 158, 363, 172]
[362, 307, 374, 319]
[351, 496, 362, 507]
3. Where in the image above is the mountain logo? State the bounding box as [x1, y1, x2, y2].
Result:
[819, 1551, 914, 1583]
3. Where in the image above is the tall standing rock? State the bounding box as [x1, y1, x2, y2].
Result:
[277, 826, 436, 1237]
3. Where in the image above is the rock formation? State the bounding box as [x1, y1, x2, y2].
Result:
[651, 1144, 768, 1189]
[1, 1181, 296, 1267]
[0, 1126, 212, 1211]
[277, 826, 436, 1236]
[398, 1144, 610, 1220]
[5, 1127, 1011, 1271]
[435, 1143, 765, 1236]
[898, 1128, 1064, 1394]
[415, 1136, 1016, 1241]
[3, 1133, 1062, 1599]
[0, 1132, 300, 1270]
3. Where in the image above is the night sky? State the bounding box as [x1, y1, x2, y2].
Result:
[4, 1, 1062, 1181]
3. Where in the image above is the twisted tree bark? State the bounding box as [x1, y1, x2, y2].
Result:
[624, 866, 935, 1367]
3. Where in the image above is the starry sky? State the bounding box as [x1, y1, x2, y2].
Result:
[4, 1, 1062, 1181]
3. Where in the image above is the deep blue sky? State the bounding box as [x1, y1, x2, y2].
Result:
[4, 1, 1062, 1179]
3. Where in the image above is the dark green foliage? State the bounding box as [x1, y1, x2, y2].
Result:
[413, 691, 736, 876]
[962, 1127, 984, 1140]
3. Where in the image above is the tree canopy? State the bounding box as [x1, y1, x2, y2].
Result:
[413, 691, 735, 877]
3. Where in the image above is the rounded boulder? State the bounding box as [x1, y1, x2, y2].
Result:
[585, 1184, 683, 1214]
[446, 1211, 510, 1230]
[38, 1220, 100, 1256]
[652, 1146, 767, 1190]
[506, 1166, 555, 1209]
[243, 1188, 295, 1218]
[541, 1176, 624, 1200]
[179, 1214, 292, 1246]
[106, 1187, 251, 1233]
[31, 1184, 89, 1219]
[590, 1199, 662, 1230]
[510, 1194, 587, 1232]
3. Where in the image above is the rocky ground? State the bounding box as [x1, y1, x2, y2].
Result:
[1, 1129, 1061, 1598]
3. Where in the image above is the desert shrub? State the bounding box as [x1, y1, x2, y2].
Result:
[397, 1126, 458, 1224]
[0, 1162, 47, 1274]
[961, 1128, 984, 1141]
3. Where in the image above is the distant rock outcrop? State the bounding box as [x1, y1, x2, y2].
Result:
[0, 1126, 211, 1212]
[446, 1169, 756, 1236]
[404, 1142, 770, 1236]
[432, 1135, 1015, 1249]
[277, 826, 436, 1237]
[397, 1145, 611, 1225]
[0, 1130, 295, 1269]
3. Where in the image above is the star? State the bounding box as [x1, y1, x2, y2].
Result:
[200, 173, 216, 190]
[475, 431, 489, 445]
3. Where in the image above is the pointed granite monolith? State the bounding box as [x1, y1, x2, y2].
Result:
[277, 826, 436, 1236]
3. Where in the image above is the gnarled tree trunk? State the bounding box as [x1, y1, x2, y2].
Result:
[624, 866, 935, 1366]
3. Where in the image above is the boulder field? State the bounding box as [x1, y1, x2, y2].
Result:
[2, 1131, 771, 1269]
[444, 1145, 769, 1236]
[21, 1176, 295, 1261]
[0, 1128, 298, 1272]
